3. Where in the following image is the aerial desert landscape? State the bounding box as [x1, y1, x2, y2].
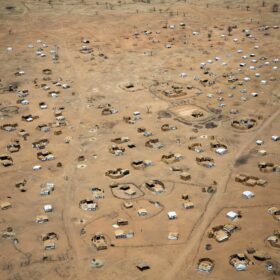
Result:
[0, 0, 279, 279]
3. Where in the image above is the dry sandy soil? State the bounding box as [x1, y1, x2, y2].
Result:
[0, 0, 279, 279]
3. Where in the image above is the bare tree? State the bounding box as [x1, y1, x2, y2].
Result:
[246, 5, 250, 11]
[146, 106, 152, 114]
[227, 25, 232, 36]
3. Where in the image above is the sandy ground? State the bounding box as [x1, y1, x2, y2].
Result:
[0, 0, 279, 280]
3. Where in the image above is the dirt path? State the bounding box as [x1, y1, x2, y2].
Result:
[25, 10, 92, 278]
[56, 23, 91, 280]
[224, 108, 280, 192]
[162, 108, 280, 280]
